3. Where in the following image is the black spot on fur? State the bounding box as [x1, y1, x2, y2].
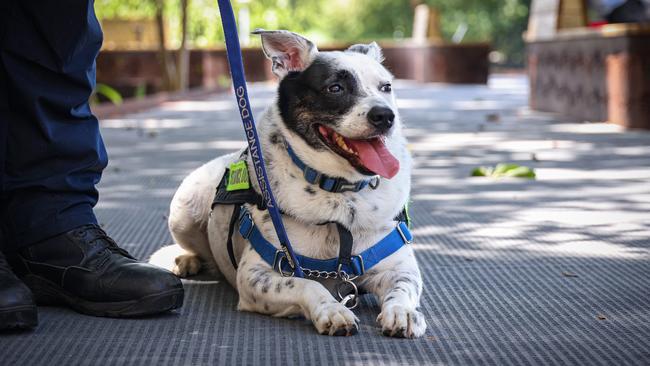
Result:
[329, 200, 339, 209]
[289, 173, 297, 179]
[269, 132, 282, 145]
[349, 206, 356, 222]
[384, 295, 395, 303]
[285, 279, 295, 288]
[304, 186, 316, 195]
[275, 282, 282, 293]
[349, 197, 357, 203]
[277, 55, 363, 150]
[372, 204, 378, 211]
[264, 303, 270, 311]
[261, 276, 271, 293]
[262, 213, 271, 222]
[249, 275, 262, 288]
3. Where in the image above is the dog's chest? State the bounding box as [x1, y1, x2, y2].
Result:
[244, 158, 407, 259]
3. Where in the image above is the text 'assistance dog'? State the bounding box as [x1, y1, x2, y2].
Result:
[151, 30, 426, 338]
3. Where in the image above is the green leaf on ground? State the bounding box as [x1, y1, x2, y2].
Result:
[471, 163, 536, 179]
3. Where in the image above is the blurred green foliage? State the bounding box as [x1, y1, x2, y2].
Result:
[95, 0, 530, 66]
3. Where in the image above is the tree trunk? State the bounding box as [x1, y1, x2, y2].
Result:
[177, 0, 190, 91]
[154, 0, 177, 91]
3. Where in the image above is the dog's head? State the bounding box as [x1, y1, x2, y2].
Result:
[254, 29, 402, 181]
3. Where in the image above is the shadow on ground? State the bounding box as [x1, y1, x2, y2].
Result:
[1, 76, 648, 366]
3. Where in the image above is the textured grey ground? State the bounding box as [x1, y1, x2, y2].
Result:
[1, 75, 649, 365]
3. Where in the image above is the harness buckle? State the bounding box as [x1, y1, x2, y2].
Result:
[329, 178, 360, 193]
[396, 222, 412, 244]
[352, 254, 365, 276]
[238, 209, 255, 239]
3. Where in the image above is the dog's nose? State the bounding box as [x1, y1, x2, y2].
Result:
[367, 106, 395, 131]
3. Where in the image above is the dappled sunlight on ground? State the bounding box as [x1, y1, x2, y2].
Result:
[3, 75, 647, 365]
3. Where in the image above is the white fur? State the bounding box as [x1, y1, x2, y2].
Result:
[151, 38, 426, 338]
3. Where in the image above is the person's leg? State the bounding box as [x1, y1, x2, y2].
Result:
[0, 1, 105, 248]
[0, 0, 38, 331]
[0, 1, 183, 318]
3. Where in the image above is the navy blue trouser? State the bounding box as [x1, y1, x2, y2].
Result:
[0, 1, 107, 250]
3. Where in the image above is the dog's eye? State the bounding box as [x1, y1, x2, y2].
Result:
[380, 83, 392, 93]
[327, 84, 343, 93]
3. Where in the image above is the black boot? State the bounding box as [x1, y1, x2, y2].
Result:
[13, 225, 183, 317]
[0, 251, 38, 330]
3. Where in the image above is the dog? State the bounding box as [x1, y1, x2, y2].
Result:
[152, 30, 426, 338]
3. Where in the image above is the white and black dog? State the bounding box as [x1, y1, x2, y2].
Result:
[151, 30, 425, 338]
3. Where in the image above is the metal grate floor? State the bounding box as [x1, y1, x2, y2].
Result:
[1, 75, 649, 365]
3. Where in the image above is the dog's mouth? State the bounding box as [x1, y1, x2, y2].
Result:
[315, 124, 399, 179]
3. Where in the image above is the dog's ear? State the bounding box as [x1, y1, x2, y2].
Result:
[346, 42, 384, 63]
[252, 29, 318, 78]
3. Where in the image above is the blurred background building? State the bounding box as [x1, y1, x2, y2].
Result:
[92, 0, 649, 129]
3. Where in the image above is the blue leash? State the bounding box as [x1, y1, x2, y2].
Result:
[217, 0, 304, 277]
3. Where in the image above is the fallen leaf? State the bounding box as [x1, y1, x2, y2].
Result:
[485, 113, 500, 122]
[562, 271, 579, 278]
[597, 314, 607, 320]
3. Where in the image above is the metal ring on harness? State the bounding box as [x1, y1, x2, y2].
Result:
[274, 251, 295, 277]
[369, 177, 380, 190]
[336, 279, 359, 309]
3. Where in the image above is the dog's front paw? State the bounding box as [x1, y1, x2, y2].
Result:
[312, 301, 359, 336]
[377, 305, 426, 338]
[173, 254, 201, 277]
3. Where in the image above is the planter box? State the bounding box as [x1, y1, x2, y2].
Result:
[96, 42, 491, 98]
[381, 43, 490, 84]
[527, 23, 650, 129]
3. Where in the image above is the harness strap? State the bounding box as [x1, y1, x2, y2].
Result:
[336, 224, 353, 267]
[226, 204, 241, 269]
[287, 145, 379, 193]
[238, 207, 412, 277]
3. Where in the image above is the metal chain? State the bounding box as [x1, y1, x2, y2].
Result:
[301, 267, 340, 280]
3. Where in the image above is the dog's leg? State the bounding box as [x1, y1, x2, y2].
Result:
[360, 246, 426, 338]
[236, 253, 359, 336]
[167, 156, 235, 277]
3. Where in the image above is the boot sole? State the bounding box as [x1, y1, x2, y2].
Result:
[23, 275, 184, 318]
[0, 305, 38, 330]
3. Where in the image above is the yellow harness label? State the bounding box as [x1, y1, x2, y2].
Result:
[226, 161, 250, 191]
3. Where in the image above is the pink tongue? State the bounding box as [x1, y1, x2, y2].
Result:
[346, 137, 400, 178]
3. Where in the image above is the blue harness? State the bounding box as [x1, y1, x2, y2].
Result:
[238, 206, 412, 277]
[212, 145, 412, 280]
